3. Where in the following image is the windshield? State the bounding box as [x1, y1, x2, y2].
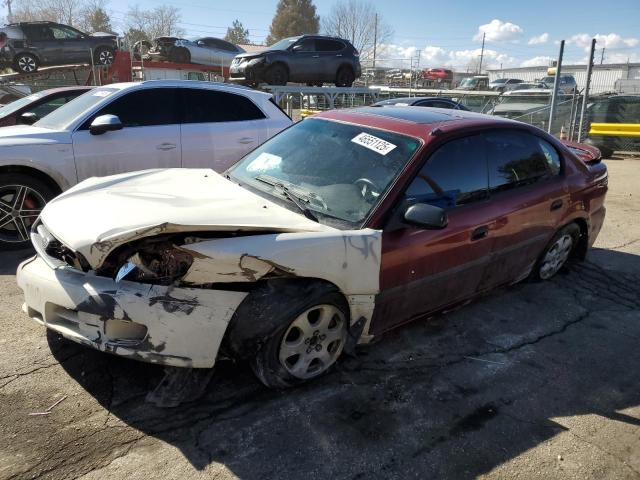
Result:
[35, 87, 118, 130]
[491, 79, 508, 84]
[0, 93, 46, 118]
[267, 37, 298, 50]
[459, 78, 477, 88]
[228, 118, 421, 228]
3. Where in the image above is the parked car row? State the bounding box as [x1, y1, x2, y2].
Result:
[10, 100, 607, 391]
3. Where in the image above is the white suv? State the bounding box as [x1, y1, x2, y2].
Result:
[0, 80, 292, 248]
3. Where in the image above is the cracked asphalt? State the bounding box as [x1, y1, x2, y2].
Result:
[1, 158, 640, 480]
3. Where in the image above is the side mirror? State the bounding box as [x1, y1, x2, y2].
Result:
[89, 114, 123, 135]
[19, 112, 38, 125]
[404, 203, 448, 229]
[292, 44, 303, 52]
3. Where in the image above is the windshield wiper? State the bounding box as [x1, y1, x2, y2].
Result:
[254, 175, 319, 222]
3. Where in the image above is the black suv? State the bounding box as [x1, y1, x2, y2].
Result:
[0, 21, 117, 74]
[230, 35, 361, 87]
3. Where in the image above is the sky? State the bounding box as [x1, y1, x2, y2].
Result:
[105, 0, 640, 69]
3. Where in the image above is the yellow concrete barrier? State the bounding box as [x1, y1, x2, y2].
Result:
[589, 123, 640, 137]
[299, 109, 321, 119]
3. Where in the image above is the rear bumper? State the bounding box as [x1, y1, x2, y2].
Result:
[17, 256, 247, 368]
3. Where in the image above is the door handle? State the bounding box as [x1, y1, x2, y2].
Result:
[312, 55, 320, 58]
[238, 137, 255, 144]
[336, 54, 343, 57]
[550, 199, 563, 211]
[471, 226, 489, 241]
[156, 143, 176, 151]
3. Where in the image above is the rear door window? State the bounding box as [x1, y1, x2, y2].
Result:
[405, 135, 488, 208]
[316, 39, 345, 52]
[181, 88, 265, 123]
[485, 130, 552, 192]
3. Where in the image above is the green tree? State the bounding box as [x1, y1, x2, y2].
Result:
[83, 6, 112, 32]
[224, 19, 249, 45]
[265, 0, 319, 46]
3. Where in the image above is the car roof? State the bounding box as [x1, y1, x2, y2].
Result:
[39, 86, 93, 94]
[100, 80, 272, 99]
[314, 106, 519, 143]
[375, 97, 456, 106]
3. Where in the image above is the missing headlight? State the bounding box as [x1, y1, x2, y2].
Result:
[112, 242, 193, 285]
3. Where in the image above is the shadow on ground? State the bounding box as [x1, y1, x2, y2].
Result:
[32, 247, 640, 478]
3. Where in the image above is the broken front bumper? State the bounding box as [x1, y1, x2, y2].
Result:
[17, 256, 247, 368]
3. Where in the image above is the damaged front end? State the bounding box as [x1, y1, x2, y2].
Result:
[20, 209, 381, 371]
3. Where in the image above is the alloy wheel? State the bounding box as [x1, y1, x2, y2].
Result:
[539, 234, 573, 279]
[278, 304, 347, 379]
[98, 50, 114, 64]
[18, 56, 36, 73]
[0, 185, 45, 244]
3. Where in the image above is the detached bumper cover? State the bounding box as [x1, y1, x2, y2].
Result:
[17, 256, 247, 368]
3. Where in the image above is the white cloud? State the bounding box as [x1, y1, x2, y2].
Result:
[567, 32, 639, 51]
[520, 55, 554, 67]
[528, 33, 549, 45]
[473, 19, 523, 42]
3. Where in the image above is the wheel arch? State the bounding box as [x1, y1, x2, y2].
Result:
[568, 216, 589, 260]
[0, 165, 64, 195]
[223, 277, 350, 360]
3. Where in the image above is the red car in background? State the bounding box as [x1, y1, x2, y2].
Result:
[0, 86, 91, 127]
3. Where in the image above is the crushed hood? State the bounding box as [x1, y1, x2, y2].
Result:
[0, 125, 70, 146]
[41, 168, 333, 267]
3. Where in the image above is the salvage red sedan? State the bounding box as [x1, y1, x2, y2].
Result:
[18, 106, 608, 388]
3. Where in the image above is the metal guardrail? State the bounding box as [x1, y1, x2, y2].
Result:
[589, 123, 640, 137]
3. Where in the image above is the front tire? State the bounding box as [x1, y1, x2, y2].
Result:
[0, 174, 56, 250]
[226, 280, 349, 389]
[265, 64, 288, 85]
[14, 53, 38, 73]
[532, 224, 580, 281]
[170, 47, 191, 64]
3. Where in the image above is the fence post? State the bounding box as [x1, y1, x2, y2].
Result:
[578, 38, 596, 142]
[548, 40, 565, 134]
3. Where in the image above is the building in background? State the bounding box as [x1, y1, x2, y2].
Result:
[487, 63, 640, 94]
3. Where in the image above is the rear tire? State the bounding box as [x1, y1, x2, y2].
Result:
[335, 67, 355, 87]
[13, 53, 38, 73]
[94, 46, 115, 65]
[531, 224, 580, 281]
[0, 174, 56, 250]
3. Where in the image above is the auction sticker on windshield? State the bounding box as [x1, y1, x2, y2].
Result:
[351, 132, 397, 155]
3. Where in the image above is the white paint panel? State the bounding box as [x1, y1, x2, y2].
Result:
[182, 229, 382, 295]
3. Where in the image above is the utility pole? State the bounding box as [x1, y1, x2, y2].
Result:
[578, 38, 596, 142]
[478, 32, 485, 74]
[548, 39, 565, 134]
[5, 0, 12, 22]
[600, 47, 605, 64]
[372, 13, 378, 68]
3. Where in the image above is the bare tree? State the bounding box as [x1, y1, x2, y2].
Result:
[125, 4, 184, 41]
[322, 0, 392, 62]
[11, 0, 84, 26]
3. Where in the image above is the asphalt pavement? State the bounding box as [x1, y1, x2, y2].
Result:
[1, 158, 639, 480]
